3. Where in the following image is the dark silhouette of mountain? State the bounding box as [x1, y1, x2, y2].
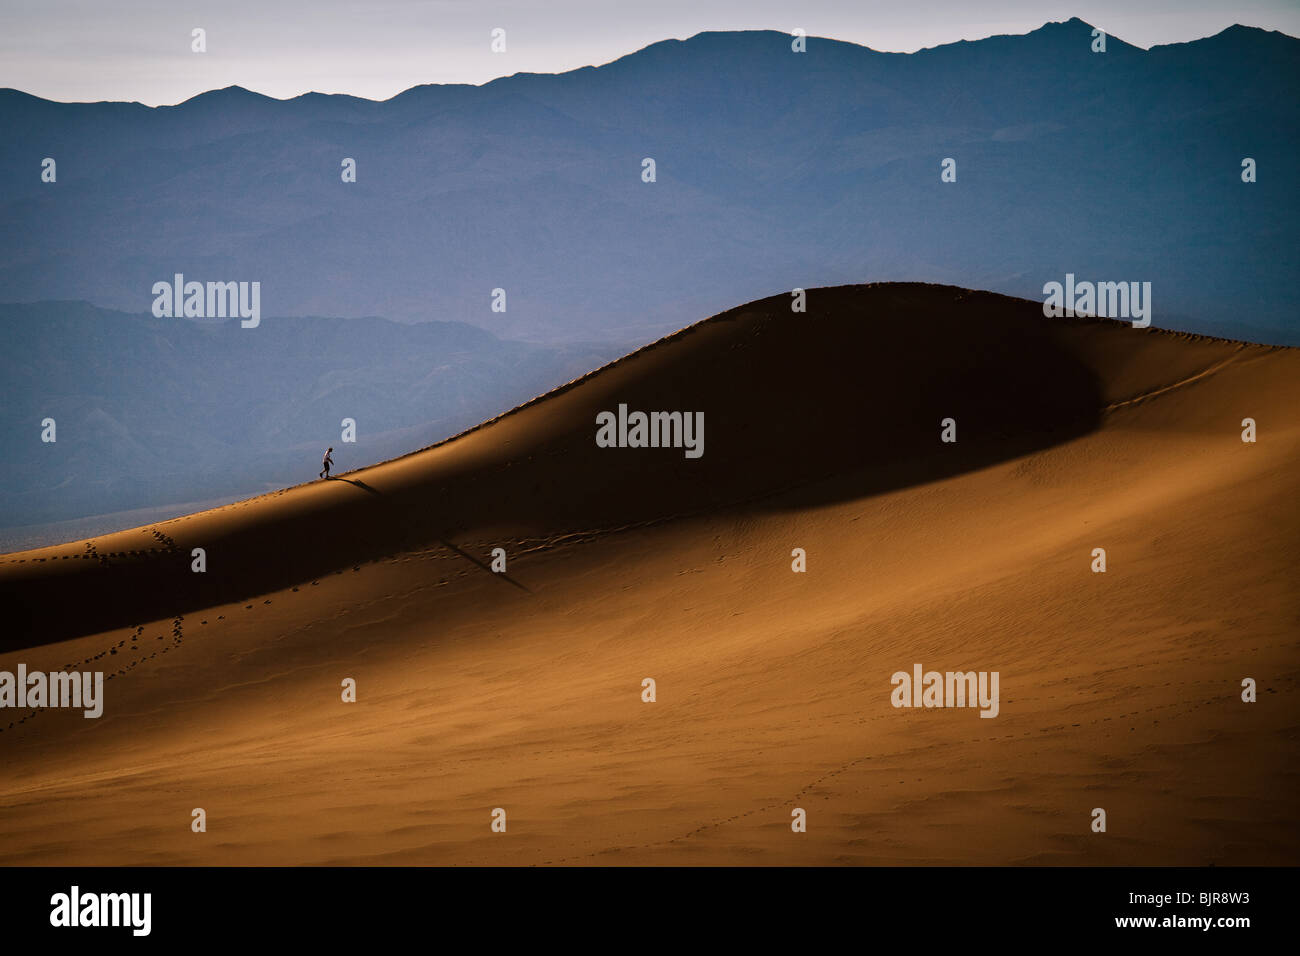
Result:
[0, 18, 1295, 343]
[0, 302, 616, 534]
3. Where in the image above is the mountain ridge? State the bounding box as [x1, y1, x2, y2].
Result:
[2, 19, 1291, 108]
[2, 21, 1295, 343]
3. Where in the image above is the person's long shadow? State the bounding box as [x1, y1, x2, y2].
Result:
[330, 476, 530, 594]
[329, 476, 383, 497]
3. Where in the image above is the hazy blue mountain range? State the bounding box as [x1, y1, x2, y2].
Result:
[0, 301, 616, 537]
[1, 18, 1296, 344]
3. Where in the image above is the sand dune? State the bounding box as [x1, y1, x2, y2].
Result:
[1, 283, 1296, 865]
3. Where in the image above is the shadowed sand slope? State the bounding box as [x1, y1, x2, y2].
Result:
[1, 283, 1297, 865]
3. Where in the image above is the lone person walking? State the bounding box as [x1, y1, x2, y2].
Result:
[320, 447, 334, 480]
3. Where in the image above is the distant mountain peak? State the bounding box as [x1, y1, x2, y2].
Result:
[175, 85, 273, 107]
[1044, 16, 1095, 28]
[1215, 23, 1280, 36]
[1193, 22, 1292, 45]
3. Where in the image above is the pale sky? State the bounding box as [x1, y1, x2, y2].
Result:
[3, 0, 1297, 105]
